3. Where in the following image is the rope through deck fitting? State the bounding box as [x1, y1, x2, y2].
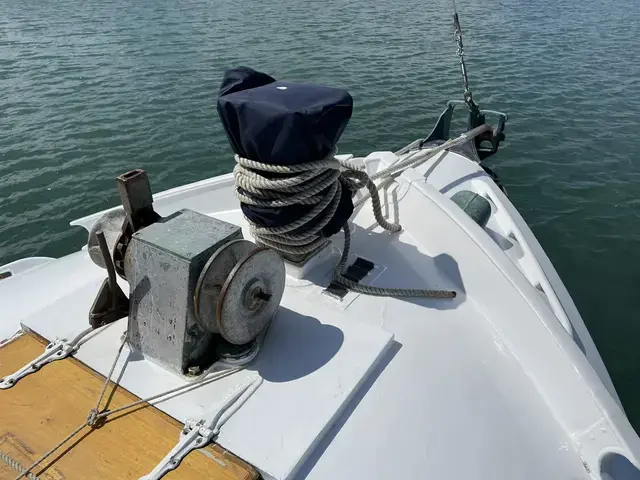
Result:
[234, 137, 471, 299]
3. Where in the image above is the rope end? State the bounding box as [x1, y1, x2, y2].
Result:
[422, 290, 457, 299]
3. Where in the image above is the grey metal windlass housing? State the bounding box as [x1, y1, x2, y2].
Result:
[125, 208, 242, 374]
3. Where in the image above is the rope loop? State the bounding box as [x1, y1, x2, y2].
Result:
[86, 408, 99, 427]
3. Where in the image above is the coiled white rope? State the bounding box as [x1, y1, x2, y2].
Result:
[234, 149, 398, 255]
[234, 130, 487, 298]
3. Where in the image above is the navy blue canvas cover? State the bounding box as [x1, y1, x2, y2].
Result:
[217, 67, 354, 236]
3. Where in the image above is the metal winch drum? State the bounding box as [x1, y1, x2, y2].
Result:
[194, 239, 285, 346]
[87, 169, 285, 375]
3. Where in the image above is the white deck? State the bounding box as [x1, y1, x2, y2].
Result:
[2, 150, 640, 479]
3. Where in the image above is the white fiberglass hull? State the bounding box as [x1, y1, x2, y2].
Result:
[1, 148, 639, 480]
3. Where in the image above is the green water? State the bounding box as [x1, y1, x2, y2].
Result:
[1, 0, 640, 428]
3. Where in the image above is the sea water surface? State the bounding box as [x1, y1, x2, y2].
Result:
[2, 0, 640, 428]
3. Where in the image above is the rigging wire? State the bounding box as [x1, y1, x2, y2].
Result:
[452, 0, 480, 114]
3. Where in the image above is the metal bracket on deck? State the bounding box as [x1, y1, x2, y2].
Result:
[139, 376, 262, 480]
[422, 101, 508, 163]
[0, 338, 78, 389]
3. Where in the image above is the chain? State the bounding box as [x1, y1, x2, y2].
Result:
[0, 450, 40, 480]
[452, 0, 478, 111]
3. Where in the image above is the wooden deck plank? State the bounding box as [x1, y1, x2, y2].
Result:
[0, 333, 259, 480]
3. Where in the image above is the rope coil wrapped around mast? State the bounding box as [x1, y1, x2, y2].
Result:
[219, 67, 456, 299]
[233, 150, 398, 255]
